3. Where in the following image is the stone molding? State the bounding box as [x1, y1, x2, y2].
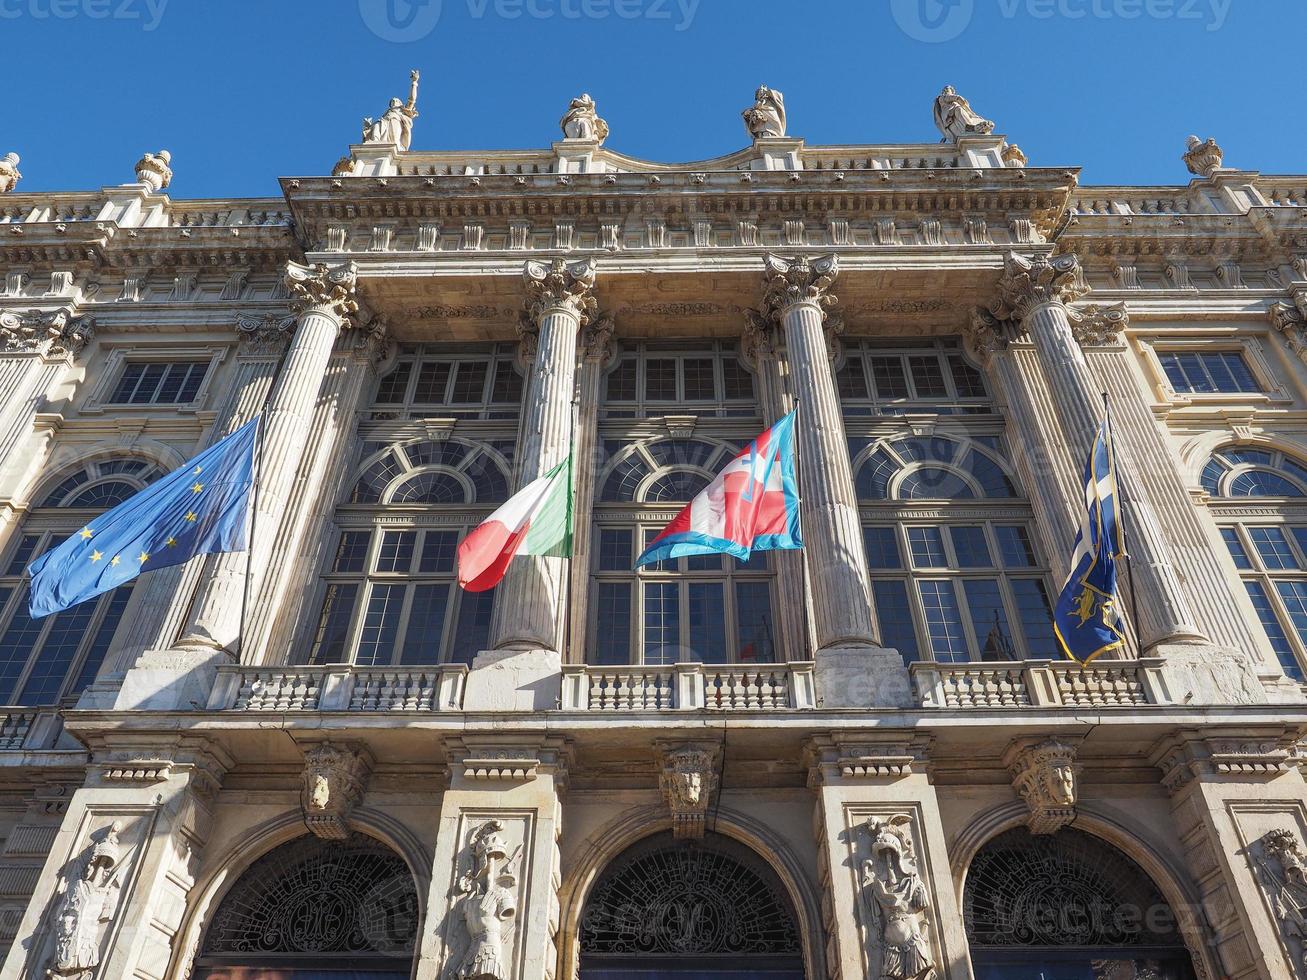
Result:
[444, 735, 572, 787]
[1004, 737, 1081, 835]
[284, 260, 359, 325]
[806, 733, 931, 785]
[655, 741, 721, 840]
[991, 251, 1089, 323]
[299, 741, 372, 841]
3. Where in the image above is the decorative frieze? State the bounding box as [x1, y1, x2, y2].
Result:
[299, 742, 371, 840]
[1005, 738, 1081, 835]
[859, 816, 937, 980]
[284, 260, 359, 325]
[656, 741, 721, 839]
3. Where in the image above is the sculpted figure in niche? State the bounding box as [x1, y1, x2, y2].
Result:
[743, 86, 787, 139]
[561, 94, 609, 144]
[861, 817, 936, 980]
[1258, 828, 1307, 972]
[451, 820, 518, 980]
[363, 70, 421, 150]
[48, 822, 125, 980]
[933, 86, 995, 141]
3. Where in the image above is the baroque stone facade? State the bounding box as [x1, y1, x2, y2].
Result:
[0, 84, 1303, 980]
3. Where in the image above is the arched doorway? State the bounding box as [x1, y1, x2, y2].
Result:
[964, 827, 1197, 980]
[195, 834, 419, 979]
[579, 832, 804, 980]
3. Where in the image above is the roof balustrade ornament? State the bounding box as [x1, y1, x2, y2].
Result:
[560, 93, 609, 144]
[1183, 135, 1225, 178]
[134, 150, 172, 193]
[361, 70, 420, 151]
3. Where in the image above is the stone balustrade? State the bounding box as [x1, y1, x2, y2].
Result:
[911, 659, 1169, 710]
[560, 662, 816, 711]
[0, 708, 67, 752]
[208, 664, 467, 712]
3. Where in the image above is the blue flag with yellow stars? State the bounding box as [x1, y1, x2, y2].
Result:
[27, 418, 259, 619]
[1054, 417, 1127, 664]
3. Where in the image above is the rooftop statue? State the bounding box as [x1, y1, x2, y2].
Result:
[362, 69, 420, 151]
[743, 85, 786, 139]
[560, 94, 609, 144]
[0, 153, 20, 193]
[933, 85, 995, 142]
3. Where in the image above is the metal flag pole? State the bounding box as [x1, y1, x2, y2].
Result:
[1102, 391, 1145, 660]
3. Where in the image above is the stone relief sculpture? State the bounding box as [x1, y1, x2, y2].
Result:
[657, 742, 720, 839]
[1183, 135, 1224, 178]
[47, 822, 126, 980]
[363, 70, 421, 150]
[0, 152, 21, 193]
[1006, 738, 1081, 835]
[743, 85, 786, 139]
[134, 150, 172, 193]
[560, 94, 609, 144]
[1255, 827, 1307, 973]
[860, 816, 937, 980]
[450, 820, 519, 980]
[933, 86, 995, 141]
[300, 741, 371, 840]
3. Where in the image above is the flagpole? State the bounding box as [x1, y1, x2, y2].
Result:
[1102, 391, 1144, 660]
[560, 385, 580, 665]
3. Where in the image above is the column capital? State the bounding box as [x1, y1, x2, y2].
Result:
[0, 308, 94, 359]
[741, 307, 777, 365]
[991, 251, 1089, 322]
[1067, 301, 1129, 348]
[581, 310, 616, 363]
[522, 256, 598, 326]
[760, 252, 839, 323]
[1271, 299, 1306, 333]
[964, 306, 1014, 366]
[284, 260, 359, 325]
[235, 312, 295, 354]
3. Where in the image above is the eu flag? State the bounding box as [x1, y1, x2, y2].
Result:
[1053, 417, 1126, 664]
[27, 418, 259, 619]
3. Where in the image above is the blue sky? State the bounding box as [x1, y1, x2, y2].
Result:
[2, 0, 1301, 199]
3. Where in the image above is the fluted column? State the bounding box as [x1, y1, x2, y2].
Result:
[177, 262, 358, 654]
[761, 254, 877, 651]
[992, 252, 1203, 652]
[492, 258, 595, 653]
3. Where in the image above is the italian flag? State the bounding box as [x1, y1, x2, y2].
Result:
[457, 457, 572, 592]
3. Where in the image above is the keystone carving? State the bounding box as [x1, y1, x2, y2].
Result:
[1183, 135, 1224, 178]
[561, 93, 609, 143]
[1005, 738, 1081, 835]
[47, 821, 127, 980]
[1068, 302, 1129, 348]
[285, 261, 359, 325]
[860, 816, 936, 980]
[521, 256, 598, 329]
[0, 309, 94, 358]
[656, 741, 721, 839]
[1255, 827, 1307, 974]
[450, 820, 519, 980]
[742, 85, 786, 139]
[0, 152, 20, 193]
[134, 150, 172, 193]
[300, 742, 371, 840]
[991, 252, 1089, 323]
[761, 252, 840, 323]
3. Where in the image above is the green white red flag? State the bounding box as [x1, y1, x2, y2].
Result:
[457, 457, 572, 592]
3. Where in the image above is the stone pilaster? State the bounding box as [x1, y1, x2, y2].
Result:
[0, 736, 229, 980]
[806, 733, 974, 980]
[491, 257, 594, 656]
[417, 736, 569, 980]
[991, 252, 1207, 657]
[762, 254, 910, 708]
[1150, 728, 1307, 980]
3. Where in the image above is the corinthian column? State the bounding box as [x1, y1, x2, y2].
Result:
[490, 258, 596, 654]
[174, 262, 359, 658]
[991, 252, 1204, 653]
[761, 254, 878, 652]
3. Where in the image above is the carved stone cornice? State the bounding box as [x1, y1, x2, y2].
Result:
[991, 252, 1089, 323]
[805, 733, 931, 786]
[235, 312, 295, 353]
[521, 256, 598, 328]
[1151, 728, 1302, 795]
[760, 252, 840, 324]
[1068, 301, 1129, 349]
[444, 735, 571, 786]
[1005, 738, 1081, 836]
[299, 741, 372, 841]
[0, 308, 94, 358]
[285, 260, 359, 325]
[655, 741, 721, 840]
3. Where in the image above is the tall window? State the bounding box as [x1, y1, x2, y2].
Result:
[1206, 446, 1307, 681]
[837, 338, 991, 416]
[109, 361, 209, 405]
[305, 343, 523, 668]
[0, 459, 156, 705]
[591, 343, 773, 665]
[1158, 350, 1261, 394]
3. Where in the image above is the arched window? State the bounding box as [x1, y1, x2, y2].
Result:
[591, 437, 775, 666]
[0, 457, 158, 706]
[965, 827, 1196, 979]
[197, 834, 418, 979]
[848, 431, 1056, 665]
[304, 433, 515, 667]
[579, 832, 803, 980]
[1205, 445, 1307, 680]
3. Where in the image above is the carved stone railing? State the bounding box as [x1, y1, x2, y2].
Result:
[1071, 189, 1196, 216]
[1257, 178, 1307, 208]
[911, 659, 1168, 709]
[560, 663, 816, 711]
[208, 664, 467, 712]
[0, 708, 68, 752]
